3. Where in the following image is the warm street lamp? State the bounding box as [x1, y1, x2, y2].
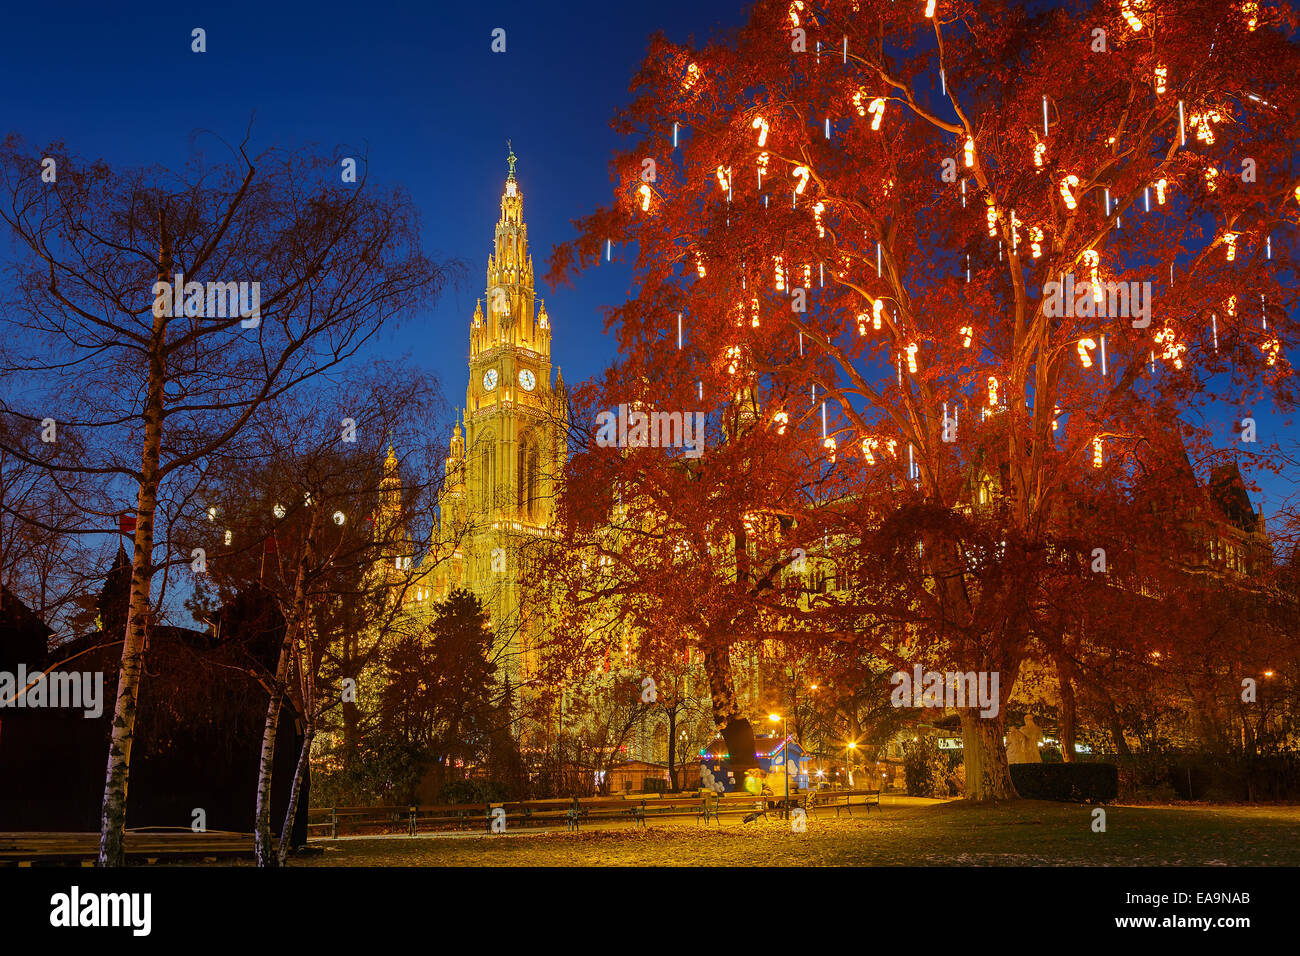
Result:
[769, 713, 789, 816]
[846, 740, 857, 788]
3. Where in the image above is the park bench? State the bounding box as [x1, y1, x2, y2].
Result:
[564, 796, 643, 830]
[630, 795, 711, 827]
[705, 792, 770, 824]
[806, 788, 881, 817]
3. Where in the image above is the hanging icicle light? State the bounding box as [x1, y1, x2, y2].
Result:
[752, 116, 769, 147]
[960, 326, 972, 348]
[1077, 338, 1097, 368]
[963, 137, 975, 167]
[1059, 175, 1079, 210]
[868, 97, 886, 131]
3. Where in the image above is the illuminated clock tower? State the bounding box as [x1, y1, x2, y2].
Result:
[436, 145, 568, 687]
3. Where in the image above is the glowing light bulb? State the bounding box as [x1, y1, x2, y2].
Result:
[725, 346, 741, 375]
[986, 205, 998, 237]
[987, 376, 999, 406]
[774, 256, 785, 291]
[823, 437, 836, 462]
[1034, 143, 1046, 167]
[862, 438, 876, 465]
[802, 264, 811, 287]
[683, 63, 701, 91]
[1228, 295, 1237, 317]
[853, 91, 867, 117]
[1059, 175, 1079, 210]
[695, 252, 707, 278]
[1224, 232, 1237, 261]
[751, 296, 760, 328]
[905, 343, 918, 373]
[1205, 168, 1218, 192]
[1295, 185, 1300, 204]
[1244, 1, 1258, 31]
[1154, 179, 1167, 204]
[1121, 0, 1144, 31]
[925, 0, 936, 17]
[757, 152, 770, 175]
[960, 326, 972, 348]
[789, 1, 805, 27]
[1077, 338, 1097, 368]
[1082, 249, 1102, 303]
[1052, 403, 1060, 431]
[1155, 65, 1167, 95]
[1156, 327, 1185, 369]
[856, 313, 868, 336]
[868, 97, 885, 131]
[752, 116, 769, 147]
[874, 300, 884, 330]
[963, 137, 974, 168]
[792, 165, 810, 194]
[638, 183, 651, 211]
[1092, 438, 1103, 468]
[1262, 337, 1280, 366]
[1029, 226, 1044, 259]
[814, 202, 825, 237]
[716, 166, 731, 192]
[774, 411, 789, 434]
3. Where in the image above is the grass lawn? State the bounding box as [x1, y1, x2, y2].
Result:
[289, 798, 1300, 866]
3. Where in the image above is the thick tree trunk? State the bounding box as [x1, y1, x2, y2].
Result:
[254, 512, 316, 867]
[1057, 656, 1078, 763]
[666, 707, 678, 792]
[960, 708, 1017, 801]
[277, 726, 315, 865]
[702, 641, 757, 772]
[98, 237, 170, 868]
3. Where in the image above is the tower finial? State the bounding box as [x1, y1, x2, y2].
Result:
[506, 140, 517, 181]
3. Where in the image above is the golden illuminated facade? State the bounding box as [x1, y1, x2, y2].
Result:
[412, 148, 569, 688]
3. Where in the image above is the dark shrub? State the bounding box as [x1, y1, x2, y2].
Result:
[438, 779, 510, 804]
[1010, 762, 1118, 803]
[903, 737, 941, 797]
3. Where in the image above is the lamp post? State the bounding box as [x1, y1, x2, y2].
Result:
[769, 713, 788, 816]
[846, 741, 856, 789]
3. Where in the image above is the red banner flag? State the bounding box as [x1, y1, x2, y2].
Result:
[118, 514, 136, 535]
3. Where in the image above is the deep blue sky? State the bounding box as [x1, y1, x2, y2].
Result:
[2, 0, 1294, 528]
[1, 0, 746, 420]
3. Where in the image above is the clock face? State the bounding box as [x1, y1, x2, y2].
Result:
[482, 369, 498, 391]
[518, 369, 536, 391]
